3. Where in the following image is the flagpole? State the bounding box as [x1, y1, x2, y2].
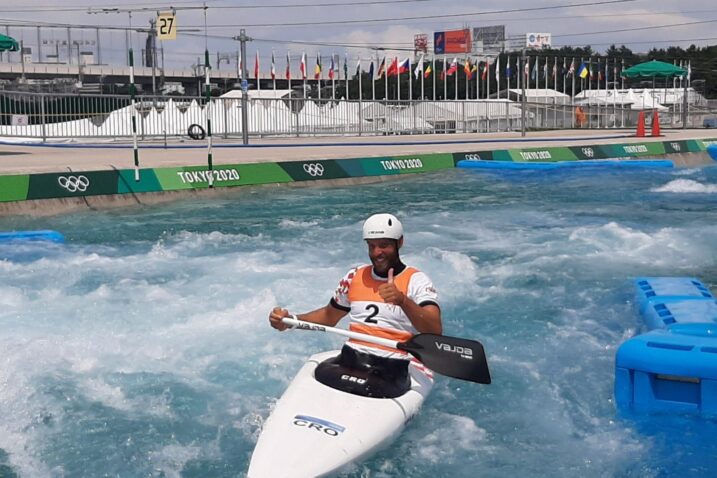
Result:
[302, 52, 306, 100]
[317, 54, 322, 102]
[496, 56, 501, 100]
[572, 58, 576, 128]
[287, 51, 291, 100]
[443, 56, 447, 101]
[465, 57, 469, 101]
[256, 50, 261, 92]
[272, 50, 276, 93]
[454, 58, 458, 101]
[431, 57, 436, 100]
[409, 57, 413, 101]
[562, 57, 567, 127]
[421, 55, 425, 101]
[371, 57, 375, 101]
[329, 52, 336, 101]
[397, 56, 401, 102]
[358, 56, 363, 102]
[345, 53, 349, 100]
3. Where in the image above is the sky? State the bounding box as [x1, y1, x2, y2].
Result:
[0, 0, 716, 70]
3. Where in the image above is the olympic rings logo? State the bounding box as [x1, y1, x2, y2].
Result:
[581, 147, 595, 158]
[58, 175, 90, 193]
[302, 163, 325, 177]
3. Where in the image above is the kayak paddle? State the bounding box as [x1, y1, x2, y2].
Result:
[282, 316, 491, 384]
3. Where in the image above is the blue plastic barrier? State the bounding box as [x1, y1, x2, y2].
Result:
[616, 277, 717, 414]
[707, 144, 717, 161]
[616, 326, 717, 414]
[642, 298, 717, 331]
[456, 159, 674, 170]
[0, 230, 65, 243]
[634, 277, 713, 314]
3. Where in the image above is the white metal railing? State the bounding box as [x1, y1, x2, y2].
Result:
[0, 91, 712, 141]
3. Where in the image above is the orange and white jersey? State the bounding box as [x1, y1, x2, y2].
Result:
[331, 264, 439, 359]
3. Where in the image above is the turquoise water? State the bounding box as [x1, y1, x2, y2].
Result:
[1, 164, 717, 477]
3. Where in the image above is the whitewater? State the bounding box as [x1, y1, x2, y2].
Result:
[1, 164, 716, 477]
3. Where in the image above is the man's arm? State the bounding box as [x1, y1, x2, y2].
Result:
[377, 269, 442, 335]
[269, 303, 347, 331]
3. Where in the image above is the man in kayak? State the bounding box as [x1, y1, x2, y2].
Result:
[269, 213, 441, 397]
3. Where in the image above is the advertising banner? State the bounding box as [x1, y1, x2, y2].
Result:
[526, 33, 552, 49]
[434, 29, 472, 54]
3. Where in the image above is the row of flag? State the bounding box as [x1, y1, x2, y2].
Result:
[242, 52, 651, 84]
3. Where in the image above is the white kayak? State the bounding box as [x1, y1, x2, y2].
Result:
[248, 349, 434, 478]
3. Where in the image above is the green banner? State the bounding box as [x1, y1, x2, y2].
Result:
[0, 174, 30, 202]
[510, 147, 578, 162]
[348, 154, 454, 176]
[117, 169, 162, 194]
[279, 159, 349, 181]
[153, 163, 292, 191]
[26, 171, 118, 200]
[607, 142, 666, 157]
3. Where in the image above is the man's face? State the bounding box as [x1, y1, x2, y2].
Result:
[366, 238, 402, 275]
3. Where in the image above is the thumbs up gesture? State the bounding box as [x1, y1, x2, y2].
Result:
[378, 268, 405, 306]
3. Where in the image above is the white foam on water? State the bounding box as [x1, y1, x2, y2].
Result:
[651, 179, 717, 193]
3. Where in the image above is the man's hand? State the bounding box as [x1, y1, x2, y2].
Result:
[269, 307, 291, 331]
[378, 268, 405, 306]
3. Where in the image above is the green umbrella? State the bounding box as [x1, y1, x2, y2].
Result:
[621, 60, 687, 79]
[0, 33, 19, 52]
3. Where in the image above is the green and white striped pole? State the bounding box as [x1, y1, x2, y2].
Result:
[129, 48, 140, 181]
[204, 49, 214, 188]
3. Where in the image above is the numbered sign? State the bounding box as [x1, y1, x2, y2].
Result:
[157, 12, 177, 40]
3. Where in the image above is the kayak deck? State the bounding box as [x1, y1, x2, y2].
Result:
[248, 350, 433, 478]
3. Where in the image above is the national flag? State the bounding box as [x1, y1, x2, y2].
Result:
[589, 62, 594, 80]
[531, 58, 538, 81]
[328, 55, 335, 80]
[471, 62, 478, 79]
[481, 61, 488, 81]
[270, 52, 276, 80]
[368, 61, 374, 80]
[377, 57, 386, 79]
[542, 59, 548, 79]
[569, 59, 576, 77]
[424, 63, 432, 79]
[463, 58, 471, 77]
[506, 56, 512, 79]
[343, 55, 348, 79]
[524, 58, 529, 78]
[386, 57, 399, 77]
[314, 54, 322, 80]
[446, 57, 458, 76]
[285, 52, 291, 80]
[254, 51, 259, 79]
[398, 58, 410, 75]
[578, 62, 588, 79]
[598, 62, 604, 81]
[552, 59, 557, 78]
[440, 57, 447, 80]
[495, 56, 500, 81]
[355, 57, 361, 77]
[300, 52, 307, 80]
[414, 55, 424, 79]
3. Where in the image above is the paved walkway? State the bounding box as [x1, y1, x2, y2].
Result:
[0, 129, 715, 174]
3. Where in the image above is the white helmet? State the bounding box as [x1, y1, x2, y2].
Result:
[362, 213, 403, 240]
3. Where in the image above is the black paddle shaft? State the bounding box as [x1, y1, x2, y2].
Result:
[398, 333, 492, 384]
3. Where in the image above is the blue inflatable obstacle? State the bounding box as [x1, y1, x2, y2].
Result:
[616, 277, 717, 414]
[456, 159, 674, 170]
[708, 144, 717, 161]
[0, 230, 65, 243]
